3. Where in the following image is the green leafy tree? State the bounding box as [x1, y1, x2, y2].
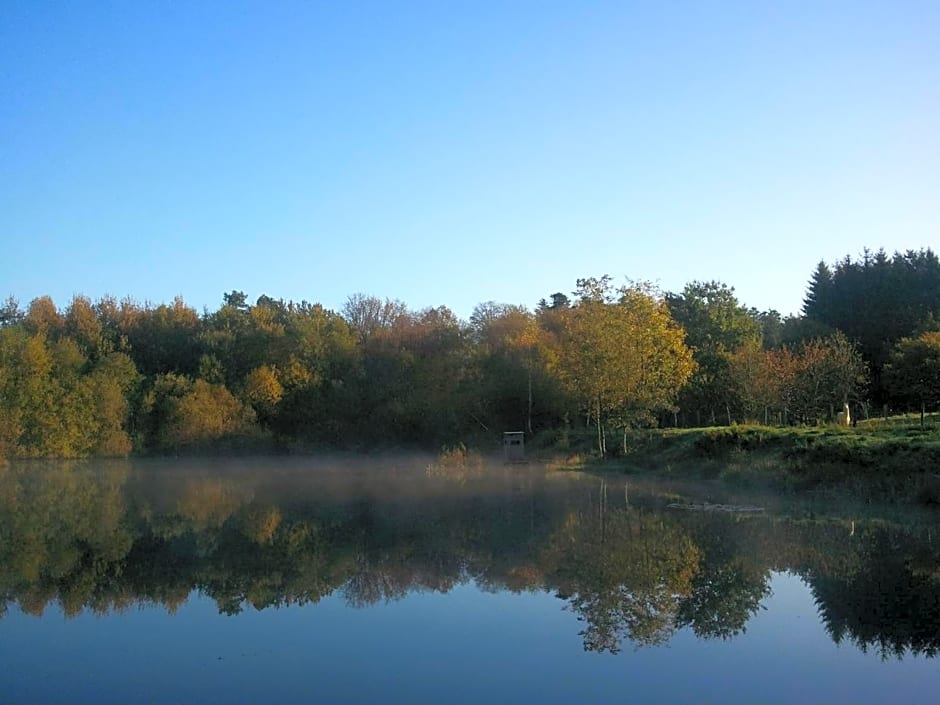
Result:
[666, 281, 762, 425]
[0, 327, 29, 455]
[883, 332, 940, 425]
[469, 302, 562, 435]
[90, 352, 141, 455]
[143, 375, 255, 451]
[750, 308, 784, 349]
[92, 295, 133, 356]
[140, 373, 193, 450]
[197, 353, 226, 384]
[64, 295, 105, 359]
[171, 380, 256, 448]
[274, 302, 359, 444]
[5, 333, 59, 455]
[124, 297, 203, 377]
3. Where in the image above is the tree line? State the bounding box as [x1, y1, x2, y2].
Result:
[1, 246, 938, 457]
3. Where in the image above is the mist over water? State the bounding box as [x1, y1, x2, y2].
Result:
[2, 457, 939, 704]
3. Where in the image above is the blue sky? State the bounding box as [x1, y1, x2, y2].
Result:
[1, 1, 937, 318]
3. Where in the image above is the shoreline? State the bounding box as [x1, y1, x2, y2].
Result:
[551, 423, 940, 505]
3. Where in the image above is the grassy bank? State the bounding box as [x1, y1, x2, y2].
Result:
[556, 416, 940, 504]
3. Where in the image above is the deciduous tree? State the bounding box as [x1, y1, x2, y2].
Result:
[883, 331, 940, 425]
[558, 278, 694, 455]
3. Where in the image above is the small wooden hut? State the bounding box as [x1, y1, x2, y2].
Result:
[503, 431, 525, 463]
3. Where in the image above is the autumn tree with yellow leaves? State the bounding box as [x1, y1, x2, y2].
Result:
[556, 277, 695, 456]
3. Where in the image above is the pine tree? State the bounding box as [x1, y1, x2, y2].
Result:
[802, 261, 833, 320]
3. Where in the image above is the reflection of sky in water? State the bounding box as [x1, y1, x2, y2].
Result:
[2, 572, 939, 705]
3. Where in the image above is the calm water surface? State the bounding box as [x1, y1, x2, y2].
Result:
[1, 457, 939, 704]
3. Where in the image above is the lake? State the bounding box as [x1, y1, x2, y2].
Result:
[1, 457, 939, 704]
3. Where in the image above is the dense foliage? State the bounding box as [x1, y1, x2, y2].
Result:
[802, 248, 940, 398]
[1, 247, 938, 458]
[0, 282, 694, 456]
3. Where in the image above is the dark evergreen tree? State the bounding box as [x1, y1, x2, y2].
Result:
[802, 260, 834, 319]
[801, 248, 940, 400]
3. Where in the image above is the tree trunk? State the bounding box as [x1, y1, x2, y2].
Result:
[526, 367, 533, 435]
[922, 401, 926, 430]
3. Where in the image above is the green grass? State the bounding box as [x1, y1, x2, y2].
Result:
[556, 416, 940, 505]
[857, 410, 940, 431]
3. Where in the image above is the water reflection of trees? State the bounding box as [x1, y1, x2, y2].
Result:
[1, 462, 939, 657]
[543, 510, 702, 650]
[539, 503, 775, 652]
[809, 528, 940, 659]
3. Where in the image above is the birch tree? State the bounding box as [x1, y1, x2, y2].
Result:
[557, 279, 695, 455]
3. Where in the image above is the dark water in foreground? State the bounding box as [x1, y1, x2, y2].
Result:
[1, 458, 939, 704]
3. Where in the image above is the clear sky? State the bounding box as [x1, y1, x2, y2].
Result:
[2, 1, 937, 319]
